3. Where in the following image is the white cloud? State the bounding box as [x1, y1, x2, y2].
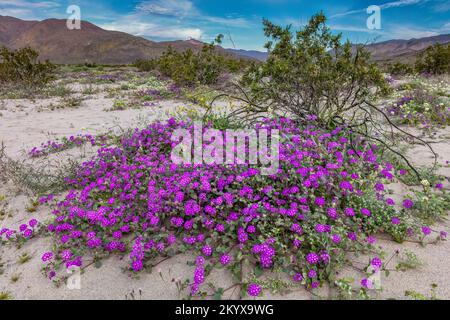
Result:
[380, 0, 429, 9]
[204, 16, 250, 28]
[0, 7, 33, 17]
[330, 24, 379, 33]
[386, 25, 439, 39]
[101, 19, 203, 40]
[135, 0, 250, 27]
[0, 0, 59, 8]
[331, 0, 429, 18]
[0, 0, 60, 19]
[136, 0, 197, 17]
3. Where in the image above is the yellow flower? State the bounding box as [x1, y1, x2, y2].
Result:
[421, 179, 430, 187]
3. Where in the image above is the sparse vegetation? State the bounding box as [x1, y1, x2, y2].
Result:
[10, 274, 21, 283]
[18, 252, 32, 265]
[396, 250, 423, 271]
[0, 291, 13, 300]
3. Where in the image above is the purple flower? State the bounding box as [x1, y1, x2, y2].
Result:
[23, 229, 33, 238]
[41, 252, 53, 262]
[361, 278, 373, 289]
[220, 254, 232, 266]
[306, 252, 320, 265]
[327, 208, 338, 219]
[132, 260, 143, 271]
[307, 269, 317, 278]
[391, 217, 400, 225]
[422, 226, 431, 235]
[386, 198, 395, 206]
[247, 283, 261, 297]
[195, 256, 205, 266]
[366, 236, 376, 244]
[347, 232, 357, 241]
[28, 219, 38, 228]
[201, 245, 213, 256]
[315, 197, 325, 206]
[293, 273, 303, 282]
[194, 267, 205, 284]
[402, 199, 414, 209]
[360, 208, 371, 217]
[60, 249, 72, 261]
[190, 283, 199, 295]
[184, 200, 201, 216]
[344, 207, 355, 217]
[331, 234, 342, 244]
[371, 257, 382, 270]
[291, 223, 303, 234]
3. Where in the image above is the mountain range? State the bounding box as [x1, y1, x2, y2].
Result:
[0, 15, 449, 65]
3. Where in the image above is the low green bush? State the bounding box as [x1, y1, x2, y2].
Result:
[415, 43, 450, 75]
[0, 47, 55, 88]
[387, 62, 414, 75]
[134, 36, 250, 86]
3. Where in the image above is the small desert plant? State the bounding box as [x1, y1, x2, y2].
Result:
[10, 274, 21, 283]
[395, 250, 423, 271]
[0, 46, 55, 88]
[0, 291, 13, 300]
[18, 252, 32, 265]
[405, 283, 440, 300]
[0, 143, 80, 196]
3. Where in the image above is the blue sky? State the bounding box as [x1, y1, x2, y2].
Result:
[0, 0, 449, 50]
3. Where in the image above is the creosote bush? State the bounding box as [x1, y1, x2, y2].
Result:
[415, 43, 450, 75]
[387, 62, 414, 76]
[134, 36, 250, 86]
[238, 12, 389, 125]
[0, 47, 55, 88]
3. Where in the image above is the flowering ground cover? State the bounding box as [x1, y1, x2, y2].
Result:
[2, 116, 446, 299]
[385, 75, 450, 130]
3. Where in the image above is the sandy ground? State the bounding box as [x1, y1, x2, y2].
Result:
[0, 79, 449, 300]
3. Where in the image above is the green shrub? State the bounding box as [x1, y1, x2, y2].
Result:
[240, 12, 389, 125]
[387, 62, 414, 75]
[134, 36, 250, 86]
[415, 43, 450, 75]
[133, 59, 156, 72]
[156, 45, 223, 86]
[0, 47, 55, 88]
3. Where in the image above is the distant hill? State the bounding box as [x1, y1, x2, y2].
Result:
[359, 34, 450, 63]
[0, 16, 244, 64]
[226, 48, 269, 61]
[228, 34, 450, 63]
[0, 15, 448, 64]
